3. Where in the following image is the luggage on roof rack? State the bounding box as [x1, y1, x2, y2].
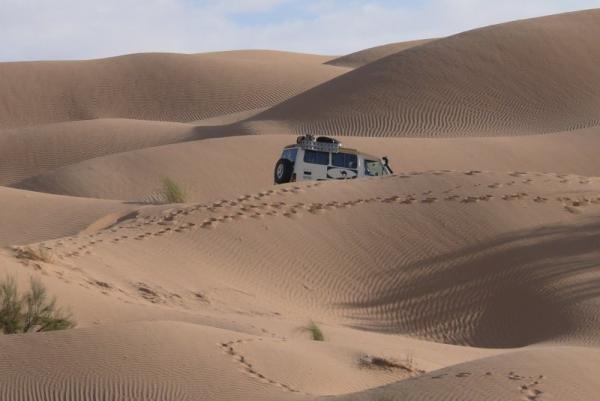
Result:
[296, 135, 342, 153]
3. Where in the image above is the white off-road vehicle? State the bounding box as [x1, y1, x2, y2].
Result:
[274, 135, 393, 184]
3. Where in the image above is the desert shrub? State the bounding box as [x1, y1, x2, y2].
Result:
[0, 276, 74, 334]
[0, 276, 23, 334]
[305, 321, 324, 341]
[162, 177, 186, 203]
[15, 245, 53, 263]
[359, 353, 422, 374]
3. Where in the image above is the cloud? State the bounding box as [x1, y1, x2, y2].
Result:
[0, 0, 599, 61]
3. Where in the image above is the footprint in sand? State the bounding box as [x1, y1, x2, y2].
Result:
[509, 171, 528, 177]
[202, 221, 218, 229]
[308, 205, 325, 214]
[518, 375, 545, 401]
[564, 205, 582, 214]
[502, 193, 528, 201]
[234, 212, 249, 220]
[283, 209, 301, 218]
[461, 196, 479, 203]
[382, 196, 400, 203]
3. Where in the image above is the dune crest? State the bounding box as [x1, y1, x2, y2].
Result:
[325, 38, 437, 68]
[245, 10, 600, 137]
[0, 51, 345, 129]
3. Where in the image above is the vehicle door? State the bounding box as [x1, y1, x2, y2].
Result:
[329, 152, 358, 179]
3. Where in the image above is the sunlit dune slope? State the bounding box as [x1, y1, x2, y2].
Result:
[244, 10, 600, 137]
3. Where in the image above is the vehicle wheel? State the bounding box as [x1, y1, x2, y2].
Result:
[274, 159, 294, 184]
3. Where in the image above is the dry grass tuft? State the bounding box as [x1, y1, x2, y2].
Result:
[14, 245, 54, 263]
[162, 177, 186, 203]
[305, 320, 325, 341]
[358, 353, 422, 374]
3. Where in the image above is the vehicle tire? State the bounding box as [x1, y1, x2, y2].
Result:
[274, 159, 294, 184]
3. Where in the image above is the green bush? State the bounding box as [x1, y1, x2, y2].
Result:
[162, 177, 186, 203]
[0, 276, 74, 334]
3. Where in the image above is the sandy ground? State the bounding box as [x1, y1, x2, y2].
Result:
[1, 9, 600, 401]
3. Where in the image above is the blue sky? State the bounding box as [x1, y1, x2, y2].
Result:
[1, 0, 599, 61]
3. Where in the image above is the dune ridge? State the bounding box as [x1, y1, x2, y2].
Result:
[325, 38, 437, 68]
[0, 51, 345, 129]
[0, 119, 201, 185]
[244, 9, 600, 137]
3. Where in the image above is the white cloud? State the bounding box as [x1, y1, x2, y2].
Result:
[0, 0, 599, 61]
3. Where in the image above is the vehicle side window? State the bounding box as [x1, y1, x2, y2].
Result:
[282, 148, 298, 162]
[331, 152, 358, 169]
[303, 150, 329, 165]
[365, 160, 383, 176]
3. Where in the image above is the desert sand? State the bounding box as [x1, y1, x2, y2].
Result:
[1, 8, 600, 401]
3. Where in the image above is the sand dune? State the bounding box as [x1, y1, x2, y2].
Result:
[0, 119, 201, 185]
[0, 186, 132, 246]
[3, 171, 600, 400]
[244, 9, 600, 137]
[326, 38, 437, 68]
[14, 174, 600, 348]
[14, 128, 600, 201]
[0, 51, 345, 129]
[2, 8, 600, 401]
[0, 322, 288, 401]
[337, 346, 600, 401]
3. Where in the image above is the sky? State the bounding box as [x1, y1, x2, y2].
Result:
[1, 0, 600, 61]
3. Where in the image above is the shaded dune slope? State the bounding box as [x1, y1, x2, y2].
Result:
[0, 119, 201, 185]
[0, 51, 345, 129]
[244, 9, 600, 137]
[14, 128, 600, 202]
[27, 174, 600, 348]
[326, 39, 437, 68]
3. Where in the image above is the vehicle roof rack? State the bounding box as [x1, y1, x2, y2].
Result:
[296, 135, 342, 153]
